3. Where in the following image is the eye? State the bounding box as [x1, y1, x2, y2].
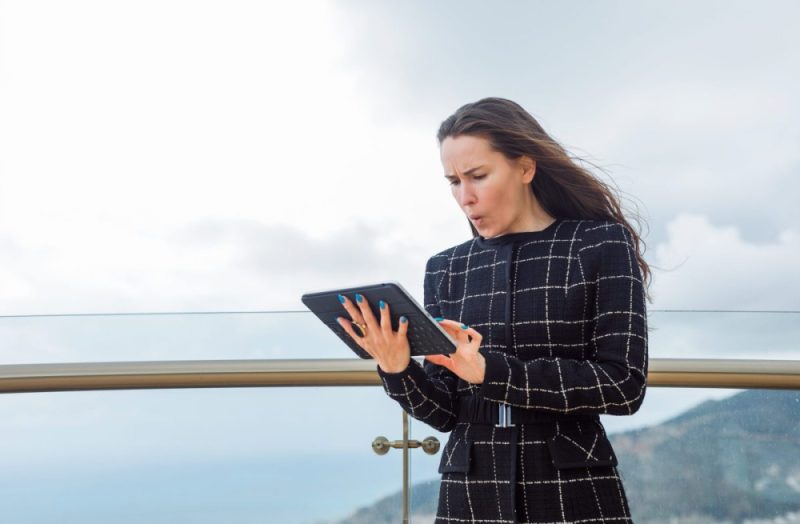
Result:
[448, 175, 486, 186]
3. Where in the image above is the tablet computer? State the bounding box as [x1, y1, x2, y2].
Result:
[301, 281, 457, 359]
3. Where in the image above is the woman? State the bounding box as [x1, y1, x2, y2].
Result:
[336, 97, 651, 523]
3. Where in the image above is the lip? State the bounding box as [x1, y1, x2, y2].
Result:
[468, 214, 482, 220]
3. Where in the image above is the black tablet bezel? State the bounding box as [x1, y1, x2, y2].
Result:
[301, 280, 458, 358]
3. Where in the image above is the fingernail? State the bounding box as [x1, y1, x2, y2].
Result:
[337, 294, 345, 304]
[400, 316, 407, 324]
[434, 317, 444, 321]
[461, 323, 468, 330]
[355, 293, 363, 303]
[379, 300, 385, 309]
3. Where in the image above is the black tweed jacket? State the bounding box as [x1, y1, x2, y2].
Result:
[377, 218, 648, 523]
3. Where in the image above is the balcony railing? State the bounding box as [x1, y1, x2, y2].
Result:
[2, 309, 798, 523]
[1, 357, 798, 524]
[2, 357, 800, 393]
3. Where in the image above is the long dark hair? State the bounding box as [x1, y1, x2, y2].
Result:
[437, 97, 653, 303]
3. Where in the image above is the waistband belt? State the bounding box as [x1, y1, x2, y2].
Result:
[455, 395, 600, 427]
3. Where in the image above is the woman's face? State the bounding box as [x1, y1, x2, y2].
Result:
[440, 134, 534, 238]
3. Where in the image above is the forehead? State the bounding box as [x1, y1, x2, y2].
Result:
[440, 135, 503, 174]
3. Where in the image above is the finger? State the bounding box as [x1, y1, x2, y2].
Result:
[398, 313, 409, 338]
[434, 318, 460, 336]
[440, 326, 465, 346]
[463, 325, 483, 346]
[450, 327, 482, 361]
[338, 294, 365, 325]
[337, 317, 374, 356]
[354, 293, 380, 334]
[438, 319, 470, 342]
[379, 299, 392, 337]
[438, 319, 469, 331]
[337, 316, 361, 341]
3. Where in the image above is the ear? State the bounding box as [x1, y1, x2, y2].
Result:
[520, 156, 536, 183]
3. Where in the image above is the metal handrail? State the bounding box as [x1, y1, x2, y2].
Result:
[2, 357, 798, 524]
[1, 357, 799, 393]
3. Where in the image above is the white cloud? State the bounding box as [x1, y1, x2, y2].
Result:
[651, 212, 800, 309]
[0, 0, 468, 315]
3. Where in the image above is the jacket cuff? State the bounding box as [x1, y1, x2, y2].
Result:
[376, 358, 424, 393]
[477, 350, 510, 402]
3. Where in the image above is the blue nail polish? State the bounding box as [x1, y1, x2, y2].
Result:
[401, 316, 407, 324]
[461, 323, 468, 330]
[379, 300, 385, 309]
[356, 293, 363, 303]
[434, 317, 444, 321]
[338, 294, 345, 304]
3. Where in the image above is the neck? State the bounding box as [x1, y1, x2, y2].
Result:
[490, 199, 554, 237]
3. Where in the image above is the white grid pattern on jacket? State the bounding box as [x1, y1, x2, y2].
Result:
[377, 218, 646, 523]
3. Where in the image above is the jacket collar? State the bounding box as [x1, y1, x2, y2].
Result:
[474, 218, 562, 249]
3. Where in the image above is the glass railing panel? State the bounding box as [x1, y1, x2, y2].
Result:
[0, 311, 370, 363]
[648, 310, 799, 360]
[0, 386, 408, 524]
[4, 310, 797, 364]
[3, 309, 799, 522]
[406, 387, 800, 523]
[406, 416, 448, 524]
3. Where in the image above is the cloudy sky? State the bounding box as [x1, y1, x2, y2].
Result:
[2, 0, 798, 317]
[1, 1, 799, 522]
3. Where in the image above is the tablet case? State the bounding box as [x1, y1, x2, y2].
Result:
[301, 281, 458, 358]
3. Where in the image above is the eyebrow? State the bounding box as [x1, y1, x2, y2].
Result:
[444, 165, 486, 179]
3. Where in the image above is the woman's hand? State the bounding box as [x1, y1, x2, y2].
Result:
[425, 319, 486, 384]
[336, 293, 411, 373]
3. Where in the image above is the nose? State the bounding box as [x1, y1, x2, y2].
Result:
[455, 182, 477, 208]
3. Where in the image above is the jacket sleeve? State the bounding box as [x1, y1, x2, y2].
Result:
[376, 255, 460, 432]
[477, 221, 649, 416]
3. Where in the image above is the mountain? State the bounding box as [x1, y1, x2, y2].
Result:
[614, 389, 800, 522]
[334, 389, 800, 523]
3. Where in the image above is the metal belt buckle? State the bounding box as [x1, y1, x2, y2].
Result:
[495, 403, 515, 428]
